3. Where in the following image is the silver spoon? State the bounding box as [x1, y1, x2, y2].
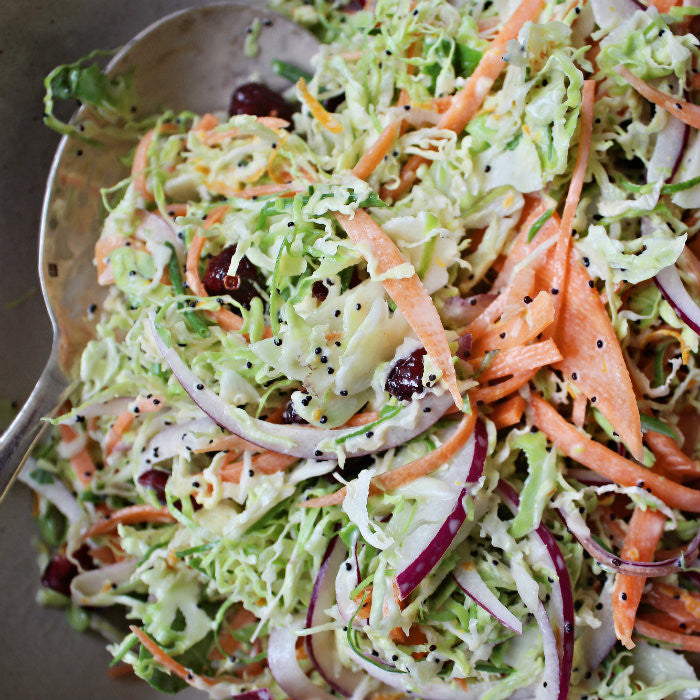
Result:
[0, 2, 319, 500]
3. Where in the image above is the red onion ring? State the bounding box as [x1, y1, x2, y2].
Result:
[497, 481, 574, 700]
[148, 313, 453, 460]
[232, 691, 273, 700]
[654, 264, 700, 337]
[558, 500, 700, 576]
[268, 623, 335, 700]
[395, 419, 488, 599]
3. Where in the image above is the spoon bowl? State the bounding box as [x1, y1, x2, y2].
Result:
[0, 2, 318, 498]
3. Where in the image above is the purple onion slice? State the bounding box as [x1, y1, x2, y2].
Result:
[497, 481, 574, 700]
[441, 294, 497, 327]
[558, 500, 700, 576]
[148, 313, 453, 460]
[232, 691, 274, 700]
[452, 563, 522, 634]
[268, 623, 335, 700]
[306, 537, 364, 696]
[654, 264, 700, 337]
[395, 419, 488, 600]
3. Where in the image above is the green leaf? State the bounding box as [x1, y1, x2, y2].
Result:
[271, 58, 312, 83]
[30, 468, 54, 484]
[527, 208, 554, 243]
[640, 413, 680, 441]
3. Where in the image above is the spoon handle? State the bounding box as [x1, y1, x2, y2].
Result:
[0, 340, 70, 502]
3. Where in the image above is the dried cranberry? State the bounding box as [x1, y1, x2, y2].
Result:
[342, 0, 366, 11]
[311, 280, 328, 303]
[137, 469, 169, 505]
[41, 554, 78, 597]
[282, 399, 308, 425]
[71, 543, 95, 571]
[385, 348, 426, 402]
[229, 82, 295, 122]
[203, 245, 262, 309]
[338, 454, 374, 480]
[322, 92, 345, 113]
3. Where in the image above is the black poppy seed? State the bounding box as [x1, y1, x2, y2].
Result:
[588, 280, 595, 288]
[476, 399, 484, 406]
[492, 559, 499, 566]
[274, 338, 282, 346]
[523, 295, 532, 304]
[584, 672, 592, 680]
[196, 384, 204, 390]
[345, 562, 352, 571]
[246, 361, 252, 369]
[543, 682, 548, 688]
[596, 339, 604, 348]
[334, 309, 341, 317]
[366, 431, 374, 438]
[355, 303, 362, 310]
[76, 149, 83, 156]
[591, 396, 597, 403]
[680, 622, 687, 629]
[302, 396, 312, 406]
[192, 480, 200, 488]
[133, 407, 140, 414]
[469, 298, 478, 306]
[676, 103, 682, 110]
[620, 592, 627, 601]
[186, 673, 193, 680]
[429, 645, 436, 651]
[320, 416, 328, 424]
[575, 5, 581, 12]
[327, 367, 335, 374]
[287, 221, 294, 227]
[88, 303, 97, 313]
[403, 104, 411, 111]
[412, 8, 418, 14]
[334, 341, 341, 347]
[485, 165, 491, 172]
[385, 49, 392, 55]
[314, 449, 322, 456]
[565, 622, 572, 633]
[423, 407, 431, 413]
[129, 270, 136, 276]
[320, 355, 328, 363]
[583, 257, 590, 267]
[428, 374, 436, 381]
[248, 469, 254, 477]
[499, 331, 506, 339]
[392, 654, 399, 661]
[595, 602, 603, 610]
[572, 372, 578, 380]
[435, 658, 441, 664]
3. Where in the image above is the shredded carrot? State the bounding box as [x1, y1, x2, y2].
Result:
[616, 65, 700, 130]
[297, 78, 343, 133]
[352, 119, 402, 180]
[472, 370, 536, 404]
[132, 123, 179, 202]
[530, 392, 700, 512]
[130, 626, 216, 687]
[612, 507, 666, 649]
[501, 267, 536, 321]
[83, 505, 175, 539]
[58, 424, 97, 485]
[471, 291, 555, 356]
[548, 79, 596, 330]
[194, 434, 260, 454]
[220, 451, 299, 483]
[104, 395, 163, 456]
[645, 430, 700, 483]
[389, 0, 545, 199]
[334, 209, 462, 409]
[643, 328, 690, 366]
[634, 617, 700, 651]
[476, 339, 562, 381]
[107, 663, 134, 678]
[571, 392, 587, 428]
[194, 113, 220, 131]
[638, 611, 700, 635]
[303, 409, 476, 508]
[646, 584, 700, 630]
[490, 394, 526, 429]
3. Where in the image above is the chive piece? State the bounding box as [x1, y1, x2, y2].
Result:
[527, 208, 554, 242]
[661, 174, 700, 194]
[640, 413, 680, 441]
[165, 242, 210, 338]
[271, 58, 312, 83]
[475, 661, 516, 675]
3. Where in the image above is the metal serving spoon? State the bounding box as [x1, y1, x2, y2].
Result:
[0, 2, 318, 500]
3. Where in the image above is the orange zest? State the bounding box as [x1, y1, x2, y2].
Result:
[297, 78, 343, 133]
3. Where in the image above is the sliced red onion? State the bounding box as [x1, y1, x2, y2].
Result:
[268, 623, 335, 700]
[558, 500, 700, 576]
[647, 115, 687, 186]
[335, 539, 361, 624]
[497, 481, 573, 700]
[306, 537, 364, 696]
[138, 417, 217, 472]
[136, 211, 185, 258]
[441, 294, 497, 327]
[578, 578, 616, 674]
[395, 419, 488, 600]
[654, 264, 700, 336]
[232, 691, 273, 700]
[452, 563, 522, 634]
[456, 334, 472, 361]
[148, 313, 453, 460]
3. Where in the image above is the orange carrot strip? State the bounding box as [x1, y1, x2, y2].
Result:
[209, 607, 259, 664]
[612, 507, 666, 649]
[58, 424, 96, 485]
[194, 113, 220, 131]
[551, 251, 643, 461]
[194, 434, 260, 454]
[104, 396, 163, 456]
[476, 339, 562, 381]
[634, 618, 700, 652]
[390, 0, 545, 199]
[132, 129, 156, 202]
[220, 452, 299, 483]
[501, 267, 535, 321]
[617, 65, 700, 130]
[490, 394, 526, 429]
[472, 371, 536, 404]
[297, 78, 343, 133]
[547, 79, 595, 329]
[303, 410, 476, 508]
[471, 291, 555, 357]
[530, 392, 700, 512]
[352, 120, 403, 180]
[130, 626, 216, 687]
[571, 392, 587, 428]
[334, 210, 462, 409]
[638, 611, 700, 635]
[83, 505, 175, 539]
[648, 0, 681, 11]
[645, 431, 700, 483]
[646, 584, 700, 628]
